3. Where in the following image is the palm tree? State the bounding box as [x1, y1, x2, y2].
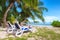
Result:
[0, 0, 48, 27]
[17, 0, 48, 23]
[0, 0, 6, 26]
[0, 0, 20, 27]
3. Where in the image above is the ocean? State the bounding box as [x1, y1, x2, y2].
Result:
[27, 23, 53, 27]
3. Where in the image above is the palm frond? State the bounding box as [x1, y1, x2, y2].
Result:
[38, 1, 44, 6]
[34, 12, 44, 22]
[39, 7, 48, 12]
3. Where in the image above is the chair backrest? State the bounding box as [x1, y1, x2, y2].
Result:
[8, 23, 11, 27]
[8, 22, 14, 28]
[15, 23, 20, 29]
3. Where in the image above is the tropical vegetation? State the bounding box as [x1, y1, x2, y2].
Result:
[51, 20, 60, 27]
[0, 0, 47, 27]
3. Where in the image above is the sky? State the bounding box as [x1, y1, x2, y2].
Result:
[41, 0, 60, 23]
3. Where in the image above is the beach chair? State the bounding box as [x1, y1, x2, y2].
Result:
[14, 23, 32, 37]
[15, 27, 32, 37]
[7, 22, 16, 34]
[14, 23, 23, 37]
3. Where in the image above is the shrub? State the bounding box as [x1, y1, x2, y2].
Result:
[51, 21, 60, 27]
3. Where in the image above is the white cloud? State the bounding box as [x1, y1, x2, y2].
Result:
[28, 16, 60, 23]
[44, 16, 60, 23]
[34, 16, 60, 23]
[28, 19, 33, 22]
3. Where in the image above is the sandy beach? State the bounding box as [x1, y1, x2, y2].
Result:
[0, 26, 60, 39]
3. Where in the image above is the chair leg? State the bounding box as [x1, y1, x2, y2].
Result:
[7, 29, 13, 34]
[15, 30, 23, 37]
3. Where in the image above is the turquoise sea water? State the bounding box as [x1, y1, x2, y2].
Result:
[27, 23, 53, 27]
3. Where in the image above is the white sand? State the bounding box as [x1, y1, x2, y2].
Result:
[0, 31, 7, 39]
[0, 26, 60, 39]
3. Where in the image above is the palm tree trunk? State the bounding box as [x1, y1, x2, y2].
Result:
[3, 2, 14, 27]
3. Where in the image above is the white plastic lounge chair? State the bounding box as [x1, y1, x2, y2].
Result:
[7, 22, 16, 34]
[15, 26, 32, 37]
[14, 23, 23, 37]
[14, 23, 32, 37]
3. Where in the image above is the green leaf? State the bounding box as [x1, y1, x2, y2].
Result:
[0, 5, 2, 11]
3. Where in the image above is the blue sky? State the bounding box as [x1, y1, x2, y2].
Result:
[40, 0, 60, 23]
[42, 0, 60, 16]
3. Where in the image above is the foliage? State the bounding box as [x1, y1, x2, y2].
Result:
[0, 0, 48, 24]
[51, 21, 60, 27]
[19, 0, 48, 22]
[1, 37, 27, 40]
[0, 5, 2, 11]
